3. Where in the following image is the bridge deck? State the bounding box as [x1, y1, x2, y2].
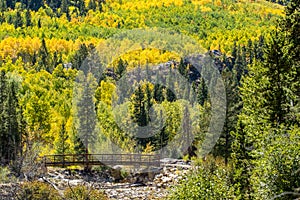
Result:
[43, 154, 161, 167]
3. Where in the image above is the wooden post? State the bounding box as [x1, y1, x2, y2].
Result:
[63, 155, 65, 168]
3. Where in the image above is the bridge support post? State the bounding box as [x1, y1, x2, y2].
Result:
[84, 153, 91, 173]
[41, 157, 48, 174]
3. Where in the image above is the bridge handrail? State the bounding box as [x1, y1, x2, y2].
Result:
[42, 153, 161, 167]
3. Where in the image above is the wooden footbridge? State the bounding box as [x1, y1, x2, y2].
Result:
[42, 154, 161, 168]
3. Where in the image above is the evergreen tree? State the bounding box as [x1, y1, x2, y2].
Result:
[20, 0, 27, 7]
[231, 40, 237, 63]
[37, 38, 49, 72]
[72, 44, 89, 70]
[88, 0, 96, 11]
[0, 72, 22, 164]
[31, 52, 37, 65]
[25, 9, 31, 27]
[233, 45, 247, 84]
[197, 77, 208, 106]
[37, 18, 41, 28]
[282, 0, 300, 125]
[7, 15, 13, 25]
[14, 10, 23, 29]
[145, 63, 151, 80]
[60, 0, 69, 13]
[247, 39, 254, 64]
[189, 82, 197, 104]
[221, 53, 231, 71]
[231, 58, 270, 198]
[77, 0, 86, 16]
[231, 11, 300, 197]
[28, 0, 44, 11]
[131, 85, 147, 127]
[0, 13, 4, 24]
[158, 110, 167, 150]
[6, 79, 21, 162]
[60, 0, 70, 21]
[145, 83, 153, 117]
[0, 71, 9, 164]
[73, 135, 86, 155]
[154, 73, 164, 103]
[183, 81, 190, 100]
[178, 58, 187, 78]
[115, 58, 127, 80]
[213, 67, 241, 164]
[181, 105, 192, 157]
[166, 67, 176, 102]
[98, 0, 104, 12]
[0, 0, 7, 12]
[283, 0, 300, 61]
[55, 120, 69, 156]
[264, 31, 292, 126]
[6, 0, 16, 9]
[255, 35, 265, 61]
[75, 73, 98, 170]
[154, 83, 164, 103]
[130, 84, 151, 148]
[48, 51, 61, 72]
[47, 0, 61, 11]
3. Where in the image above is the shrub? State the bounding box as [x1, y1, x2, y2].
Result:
[168, 156, 235, 200]
[16, 181, 61, 200]
[0, 167, 12, 183]
[64, 185, 109, 200]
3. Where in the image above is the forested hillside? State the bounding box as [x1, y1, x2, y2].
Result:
[0, 0, 299, 199]
[0, 0, 283, 157]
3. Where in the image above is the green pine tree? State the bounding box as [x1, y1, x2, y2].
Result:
[60, 0, 70, 21]
[14, 10, 23, 29]
[231, 24, 299, 199]
[72, 44, 89, 70]
[25, 9, 31, 27]
[88, 0, 96, 11]
[77, 0, 86, 16]
[131, 85, 147, 127]
[213, 67, 241, 164]
[0, 0, 7, 12]
[55, 120, 69, 156]
[77, 78, 97, 152]
[98, 0, 104, 12]
[28, 0, 44, 11]
[37, 38, 49, 72]
[0, 71, 22, 164]
[115, 58, 127, 80]
[197, 77, 208, 106]
[166, 67, 176, 102]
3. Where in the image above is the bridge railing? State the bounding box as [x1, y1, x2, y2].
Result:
[43, 153, 161, 167]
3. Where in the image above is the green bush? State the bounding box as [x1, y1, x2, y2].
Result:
[64, 185, 109, 200]
[0, 167, 12, 183]
[168, 156, 235, 200]
[17, 181, 61, 200]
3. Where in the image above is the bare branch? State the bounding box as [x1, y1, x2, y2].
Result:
[67, 180, 78, 200]
[271, 191, 300, 199]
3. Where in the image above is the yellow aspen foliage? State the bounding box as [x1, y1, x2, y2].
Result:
[192, 0, 212, 6]
[47, 39, 76, 53]
[108, 0, 183, 11]
[65, 115, 76, 154]
[143, 142, 155, 154]
[110, 49, 179, 69]
[96, 81, 117, 107]
[200, 5, 213, 12]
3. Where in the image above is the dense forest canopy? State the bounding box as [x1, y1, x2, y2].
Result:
[0, 0, 299, 199]
[0, 0, 284, 156]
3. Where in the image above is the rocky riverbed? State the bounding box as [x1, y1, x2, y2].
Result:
[0, 159, 192, 200]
